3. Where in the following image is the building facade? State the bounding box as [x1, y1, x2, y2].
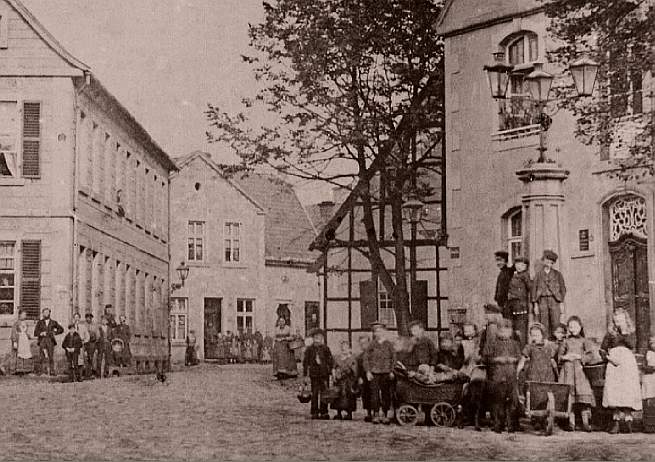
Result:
[0, 0, 176, 370]
[437, 0, 655, 346]
[169, 152, 320, 363]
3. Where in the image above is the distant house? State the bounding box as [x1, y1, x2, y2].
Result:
[0, 0, 177, 371]
[169, 151, 321, 362]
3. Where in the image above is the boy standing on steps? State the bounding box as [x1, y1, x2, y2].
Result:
[532, 250, 566, 337]
[302, 328, 334, 420]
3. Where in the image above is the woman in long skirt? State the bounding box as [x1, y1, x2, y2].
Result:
[11, 310, 33, 374]
[601, 308, 642, 434]
[272, 317, 297, 379]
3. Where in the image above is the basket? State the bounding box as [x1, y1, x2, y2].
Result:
[583, 363, 606, 388]
[289, 339, 304, 350]
[297, 384, 312, 404]
[395, 374, 464, 405]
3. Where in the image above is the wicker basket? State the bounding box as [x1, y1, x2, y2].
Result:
[288, 339, 305, 350]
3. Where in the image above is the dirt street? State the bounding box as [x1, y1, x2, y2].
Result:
[0, 364, 653, 461]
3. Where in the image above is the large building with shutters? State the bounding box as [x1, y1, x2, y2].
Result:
[436, 0, 655, 348]
[0, 0, 177, 370]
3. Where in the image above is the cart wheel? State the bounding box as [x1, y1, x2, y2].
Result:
[545, 391, 555, 436]
[430, 402, 456, 427]
[396, 404, 419, 426]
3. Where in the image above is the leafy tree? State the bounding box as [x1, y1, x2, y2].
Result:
[206, 0, 444, 334]
[544, 0, 655, 179]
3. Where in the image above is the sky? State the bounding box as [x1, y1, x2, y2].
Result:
[22, 0, 333, 204]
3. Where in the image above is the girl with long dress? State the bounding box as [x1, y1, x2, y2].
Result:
[558, 316, 595, 432]
[272, 317, 297, 379]
[11, 310, 33, 374]
[600, 308, 642, 434]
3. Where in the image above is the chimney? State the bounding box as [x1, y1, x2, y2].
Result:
[317, 201, 335, 223]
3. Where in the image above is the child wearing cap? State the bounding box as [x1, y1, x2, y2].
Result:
[62, 323, 83, 382]
[302, 328, 334, 420]
[403, 320, 438, 371]
[532, 250, 567, 337]
[363, 322, 396, 424]
[483, 318, 521, 433]
[506, 256, 532, 347]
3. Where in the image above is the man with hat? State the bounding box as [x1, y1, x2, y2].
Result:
[506, 256, 532, 347]
[82, 312, 99, 379]
[531, 250, 567, 337]
[494, 251, 514, 314]
[363, 321, 396, 424]
[33, 307, 64, 375]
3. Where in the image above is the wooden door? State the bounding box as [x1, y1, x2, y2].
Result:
[411, 280, 428, 327]
[203, 298, 222, 359]
[610, 236, 650, 352]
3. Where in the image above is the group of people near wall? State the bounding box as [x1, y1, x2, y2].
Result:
[296, 249, 655, 434]
[190, 329, 277, 366]
[9, 304, 131, 382]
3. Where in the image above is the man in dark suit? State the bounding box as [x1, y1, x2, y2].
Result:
[33, 308, 64, 375]
[494, 250, 514, 316]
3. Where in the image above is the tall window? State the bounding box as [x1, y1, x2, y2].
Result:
[0, 101, 17, 177]
[0, 242, 15, 315]
[610, 45, 644, 119]
[224, 222, 241, 262]
[236, 298, 254, 333]
[188, 221, 204, 261]
[498, 32, 541, 131]
[506, 209, 523, 264]
[378, 285, 396, 328]
[170, 297, 188, 342]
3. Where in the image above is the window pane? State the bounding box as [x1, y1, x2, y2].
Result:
[246, 317, 253, 332]
[508, 37, 524, 65]
[237, 316, 244, 332]
[169, 315, 175, 339]
[528, 35, 538, 61]
[0, 302, 13, 315]
[197, 222, 203, 234]
[196, 240, 203, 260]
[188, 222, 194, 235]
[0, 287, 13, 299]
[233, 248, 240, 262]
[246, 300, 252, 312]
[225, 223, 231, 236]
[237, 299, 243, 312]
[233, 224, 240, 238]
[0, 273, 13, 286]
[511, 242, 522, 262]
[510, 213, 522, 237]
[178, 315, 186, 339]
[188, 238, 194, 261]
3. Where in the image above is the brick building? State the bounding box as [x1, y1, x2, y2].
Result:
[0, 0, 177, 370]
[437, 0, 655, 346]
[169, 151, 320, 363]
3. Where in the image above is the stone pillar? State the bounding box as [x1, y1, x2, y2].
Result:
[516, 162, 570, 271]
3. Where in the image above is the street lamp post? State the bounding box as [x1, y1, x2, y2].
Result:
[483, 55, 599, 162]
[403, 195, 425, 319]
[167, 261, 190, 371]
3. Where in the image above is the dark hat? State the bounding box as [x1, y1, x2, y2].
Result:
[370, 321, 386, 330]
[408, 320, 425, 330]
[308, 328, 324, 337]
[514, 256, 529, 264]
[67, 323, 76, 329]
[542, 250, 558, 262]
[84, 312, 94, 319]
[494, 250, 509, 261]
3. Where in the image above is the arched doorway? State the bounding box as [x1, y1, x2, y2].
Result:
[607, 194, 649, 352]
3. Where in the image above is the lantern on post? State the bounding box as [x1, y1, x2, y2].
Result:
[483, 52, 513, 99]
[525, 62, 554, 103]
[569, 56, 600, 97]
[172, 261, 189, 291]
[403, 196, 425, 225]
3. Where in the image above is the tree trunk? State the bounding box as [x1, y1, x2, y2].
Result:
[390, 176, 411, 336]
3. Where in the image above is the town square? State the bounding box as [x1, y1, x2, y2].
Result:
[0, 0, 654, 460]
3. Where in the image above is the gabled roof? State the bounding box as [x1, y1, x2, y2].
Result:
[8, 0, 89, 72]
[175, 151, 319, 265]
[233, 172, 319, 265]
[435, 0, 542, 37]
[11, 0, 176, 172]
[174, 151, 264, 212]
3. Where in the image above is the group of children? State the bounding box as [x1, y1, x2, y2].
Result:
[299, 308, 655, 435]
[207, 330, 274, 364]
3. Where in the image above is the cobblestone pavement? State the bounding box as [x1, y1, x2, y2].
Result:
[1, 364, 654, 461]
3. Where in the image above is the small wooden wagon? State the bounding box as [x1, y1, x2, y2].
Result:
[525, 381, 573, 436]
[395, 372, 465, 427]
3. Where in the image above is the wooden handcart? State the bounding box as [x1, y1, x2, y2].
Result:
[394, 369, 465, 427]
[525, 381, 573, 436]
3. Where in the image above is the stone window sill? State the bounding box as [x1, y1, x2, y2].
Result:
[0, 177, 26, 186]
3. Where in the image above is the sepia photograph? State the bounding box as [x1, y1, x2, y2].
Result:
[0, 0, 653, 460]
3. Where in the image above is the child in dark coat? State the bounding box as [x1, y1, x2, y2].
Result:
[483, 318, 521, 433]
[363, 322, 396, 424]
[302, 328, 334, 420]
[62, 323, 83, 382]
